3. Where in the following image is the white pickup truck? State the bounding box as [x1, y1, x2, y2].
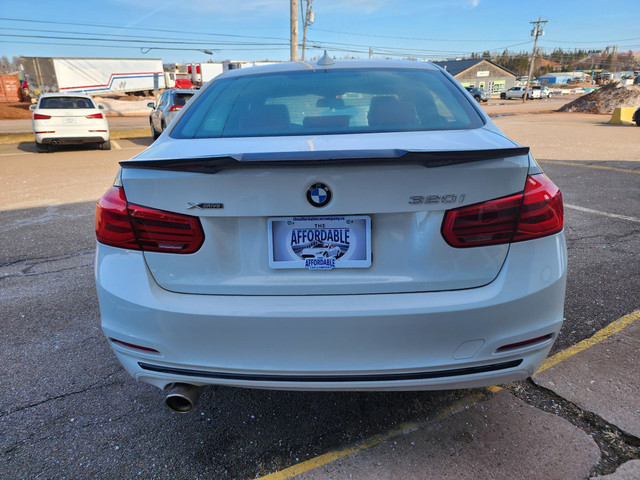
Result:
[500, 86, 541, 100]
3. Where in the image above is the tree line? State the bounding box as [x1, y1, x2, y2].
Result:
[472, 48, 639, 76]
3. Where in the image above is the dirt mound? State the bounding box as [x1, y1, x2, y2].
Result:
[559, 83, 640, 114]
[0, 102, 32, 119]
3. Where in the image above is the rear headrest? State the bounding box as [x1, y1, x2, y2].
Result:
[367, 96, 418, 127]
[242, 104, 290, 132]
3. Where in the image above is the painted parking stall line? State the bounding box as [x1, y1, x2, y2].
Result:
[538, 159, 640, 175]
[256, 309, 640, 479]
[565, 204, 640, 224]
[256, 392, 486, 480]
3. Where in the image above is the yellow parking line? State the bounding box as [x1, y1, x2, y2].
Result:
[538, 159, 640, 175]
[256, 392, 486, 480]
[536, 309, 640, 374]
[256, 310, 640, 479]
[489, 309, 640, 393]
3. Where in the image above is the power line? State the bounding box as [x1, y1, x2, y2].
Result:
[310, 27, 525, 43]
[0, 26, 283, 46]
[0, 40, 289, 52]
[0, 16, 291, 42]
[0, 33, 288, 48]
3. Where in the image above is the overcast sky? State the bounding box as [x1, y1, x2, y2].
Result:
[1, 0, 639, 64]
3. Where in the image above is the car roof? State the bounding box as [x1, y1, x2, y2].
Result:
[39, 92, 93, 99]
[170, 89, 196, 94]
[218, 59, 442, 80]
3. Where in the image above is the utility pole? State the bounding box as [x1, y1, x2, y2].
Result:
[523, 17, 547, 103]
[290, 0, 299, 62]
[300, 0, 314, 61]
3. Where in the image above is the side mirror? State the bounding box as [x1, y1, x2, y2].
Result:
[98, 105, 104, 110]
[147, 102, 155, 108]
[29, 104, 36, 110]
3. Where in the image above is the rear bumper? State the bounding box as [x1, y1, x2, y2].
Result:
[96, 232, 567, 391]
[38, 135, 109, 145]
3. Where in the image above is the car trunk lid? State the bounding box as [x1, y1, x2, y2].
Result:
[121, 129, 530, 295]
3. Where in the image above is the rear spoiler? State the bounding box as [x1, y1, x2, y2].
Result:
[120, 147, 530, 174]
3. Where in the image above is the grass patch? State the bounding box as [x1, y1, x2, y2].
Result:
[0, 133, 33, 145]
[0, 128, 150, 146]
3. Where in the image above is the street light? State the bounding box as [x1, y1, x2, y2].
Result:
[140, 47, 218, 55]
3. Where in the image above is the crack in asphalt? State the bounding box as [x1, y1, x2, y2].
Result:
[0, 369, 123, 418]
[0, 264, 93, 282]
[0, 250, 94, 282]
[504, 380, 640, 477]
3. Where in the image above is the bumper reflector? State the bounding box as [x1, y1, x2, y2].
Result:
[496, 334, 553, 353]
[110, 338, 160, 354]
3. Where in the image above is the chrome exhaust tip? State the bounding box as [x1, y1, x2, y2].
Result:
[164, 383, 203, 413]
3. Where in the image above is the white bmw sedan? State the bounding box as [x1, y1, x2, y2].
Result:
[95, 59, 566, 412]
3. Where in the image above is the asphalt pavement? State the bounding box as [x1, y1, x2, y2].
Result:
[1, 110, 639, 479]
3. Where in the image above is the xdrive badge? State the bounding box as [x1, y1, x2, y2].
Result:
[187, 202, 224, 209]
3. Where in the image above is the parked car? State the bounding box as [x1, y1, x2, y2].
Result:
[500, 86, 540, 100]
[634, 107, 640, 126]
[30, 93, 110, 153]
[148, 89, 195, 139]
[95, 58, 566, 412]
[531, 85, 552, 98]
[464, 87, 490, 102]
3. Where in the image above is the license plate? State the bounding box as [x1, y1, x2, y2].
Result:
[268, 216, 371, 270]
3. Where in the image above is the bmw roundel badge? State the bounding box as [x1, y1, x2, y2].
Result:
[307, 183, 332, 208]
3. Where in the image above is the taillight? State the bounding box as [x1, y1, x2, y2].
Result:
[95, 186, 204, 254]
[513, 174, 564, 241]
[168, 105, 182, 111]
[33, 113, 51, 120]
[442, 174, 563, 248]
[86, 113, 104, 119]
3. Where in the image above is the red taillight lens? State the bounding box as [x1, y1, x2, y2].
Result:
[442, 174, 563, 248]
[513, 174, 563, 241]
[33, 113, 51, 120]
[168, 105, 182, 111]
[86, 113, 104, 119]
[442, 193, 522, 248]
[95, 187, 139, 250]
[95, 186, 204, 254]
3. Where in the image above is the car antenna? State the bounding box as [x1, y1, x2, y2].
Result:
[317, 50, 335, 66]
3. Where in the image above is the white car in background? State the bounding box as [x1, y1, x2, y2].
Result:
[500, 86, 540, 100]
[531, 85, 552, 98]
[31, 93, 110, 153]
[95, 58, 566, 413]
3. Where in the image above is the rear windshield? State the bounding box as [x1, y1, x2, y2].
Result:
[39, 97, 95, 109]
[171, 68, 484, 139]
[173, 93, 194, 107]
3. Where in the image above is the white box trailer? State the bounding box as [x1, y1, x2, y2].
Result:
[187, 61, 279, 87]
[21, 57, 166, 95]
[187, 62, 224, 87]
